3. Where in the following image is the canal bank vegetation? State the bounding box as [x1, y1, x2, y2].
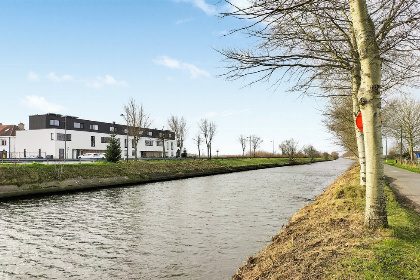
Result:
[0, 157, 327, 191]
[233, 163, 420, 279]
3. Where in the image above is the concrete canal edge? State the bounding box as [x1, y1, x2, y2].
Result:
[0, 161, 307, 200]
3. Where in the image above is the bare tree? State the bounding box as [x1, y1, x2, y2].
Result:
[168, 115, 188, 158]
[123, 97, 152, 161]
[199, 119, 217, 159]
[279, 139, 299, 162]
[221, 0, 420, 228]
[159, 129, 168, 159]
[324, 96, 359, 158]
[251, 135, 263, 157]
[192, 133, 203, 158]
[386, 96, 420, 161]
[238, 135, 247, 157]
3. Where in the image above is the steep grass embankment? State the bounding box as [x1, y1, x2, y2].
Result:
[0, 158, 320, 199]
[233, 164, 420, 279]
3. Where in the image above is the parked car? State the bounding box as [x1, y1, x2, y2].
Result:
[27, 155, 43, 159]
[98, 153, 106, 159]
[78, 153, 99, 159]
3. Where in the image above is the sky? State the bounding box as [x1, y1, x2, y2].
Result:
[3, 0, 413, 156]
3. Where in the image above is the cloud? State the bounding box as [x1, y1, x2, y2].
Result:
[183, 63, 211, 79]
[154, 56, 210, 79]
[85, 74, 127, 89]
[177, 0, 217, 15]
[154, 56, 181, 69]
[21, 95, 66, 113]
[27, 71, 40, 82]
[176, 17, 193, 25]
[46, 72, 74, 82]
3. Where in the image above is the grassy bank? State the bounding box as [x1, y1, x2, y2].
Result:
[385, 159, 420, 174]
[0, 157, 320, 187]
[233, 164, 420, 279]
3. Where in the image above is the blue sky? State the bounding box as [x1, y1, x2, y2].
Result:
[0, 0, 365, 155]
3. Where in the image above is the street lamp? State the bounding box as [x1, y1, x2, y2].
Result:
[247, 135, 252, 158]
[64, 115, 67, 162]
[120, 114, 129, 162]
[271, 140, 275, 156]
[216, 149, 219, 158]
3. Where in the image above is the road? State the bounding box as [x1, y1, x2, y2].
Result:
[384, 164, 420, 214]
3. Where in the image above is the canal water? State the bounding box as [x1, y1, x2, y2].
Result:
[0, 159, 354, 279]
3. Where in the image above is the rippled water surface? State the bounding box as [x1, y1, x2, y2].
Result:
[0, 159, 354, 279]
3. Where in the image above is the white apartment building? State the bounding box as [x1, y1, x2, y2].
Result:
[15, 113, 177, 159]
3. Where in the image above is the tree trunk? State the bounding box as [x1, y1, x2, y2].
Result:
[408, 137, 414, 162]
[351, 68, 366, 186]
[162, 138, 166, 159]
[349, 0, 388, 228]
[133, 138, 138, 161]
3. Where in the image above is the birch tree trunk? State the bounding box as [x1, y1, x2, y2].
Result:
[351, 67, 366, 186]
[349, 0, 388, 228]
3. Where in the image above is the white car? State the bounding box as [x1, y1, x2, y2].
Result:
[78, 153, 99, 159]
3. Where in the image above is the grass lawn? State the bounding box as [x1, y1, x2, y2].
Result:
[385, 159, 420, 174]
[0, 157, 324, 186]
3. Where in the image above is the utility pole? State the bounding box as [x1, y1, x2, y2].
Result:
[247, 135, 252, 158]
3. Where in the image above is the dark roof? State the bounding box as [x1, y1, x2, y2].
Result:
[0, 125, 19, 136]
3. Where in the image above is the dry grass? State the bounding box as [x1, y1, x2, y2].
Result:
[232, 164, 371, 280]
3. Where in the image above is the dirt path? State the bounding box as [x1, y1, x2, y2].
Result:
[384, 164, 420, 214]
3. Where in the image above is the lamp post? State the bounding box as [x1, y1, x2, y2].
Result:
[216, 149, 219, 158]
[271, 140, 275, 156]
[161, 126, 166, 159]
[120, 114, 129, 162]
[64, 115, 67, 162]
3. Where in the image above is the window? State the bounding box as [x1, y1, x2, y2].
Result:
[90, 124, 99, 131]
[168, 133, 172, 138]
[0, 139, 6, 146]
[110, 127, 118, 133]
[50, 119, 60, 126]
[91, 136, 95, 147]
[132, 150, 136, 156]
[148, 131, 153, 136]
[145, 140, 153, 146]
[124, 128, 128, 134]
[159, 133, 162, 137]
[74, 122, 84, 129]
[101, 137, 112, 143]
[51, 133, 54, 140]
[132, 139, 135, 147]
[124, 139, 128, 148]
[171, 142, 174, 150]
[57, 133, 71, 141]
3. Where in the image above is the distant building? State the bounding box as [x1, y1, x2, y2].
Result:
[15, 113, 176, 159]
[0, 123, 24, 158]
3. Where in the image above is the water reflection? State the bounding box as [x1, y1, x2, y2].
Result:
[0, 159, 353, 279]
